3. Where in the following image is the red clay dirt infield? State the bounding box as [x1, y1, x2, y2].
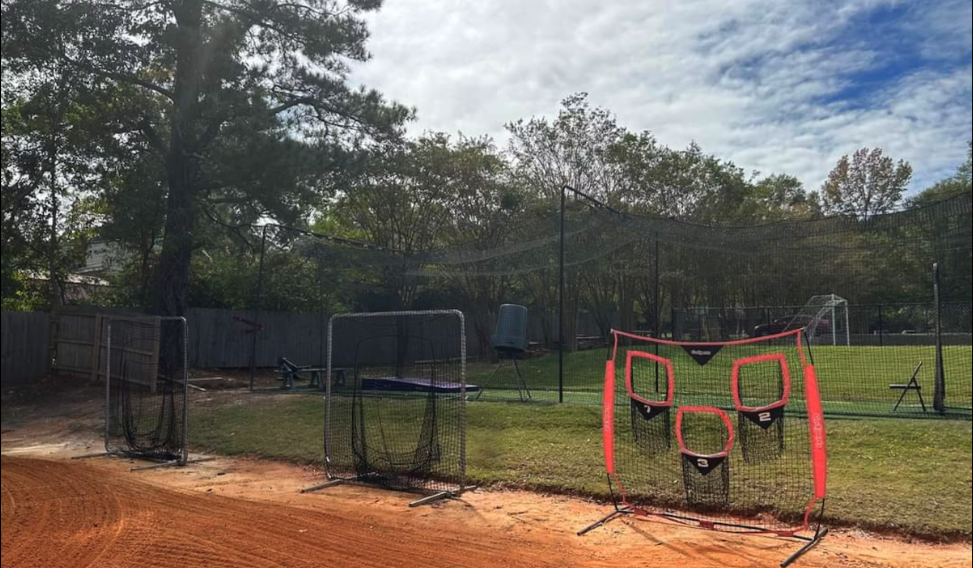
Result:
[2, 432, 971, 568]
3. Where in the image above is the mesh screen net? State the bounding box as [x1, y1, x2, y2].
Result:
[604, 328, 826, 535]
[105, 317, 188, 463]
[252, 191, 970, 418]
[941, 301, 973, 411]
[325, 310, 466, 494]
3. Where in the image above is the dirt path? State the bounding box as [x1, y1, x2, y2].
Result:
[1, 429, 970, 568]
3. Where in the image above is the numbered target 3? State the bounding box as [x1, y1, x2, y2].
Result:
[677, 407, 734, 510]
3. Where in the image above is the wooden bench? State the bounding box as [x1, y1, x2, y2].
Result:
[329, 368, 351, 388]
[276, 357, 350, 390]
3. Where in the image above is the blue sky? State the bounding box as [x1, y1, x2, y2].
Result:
[349, 0, 972, 192]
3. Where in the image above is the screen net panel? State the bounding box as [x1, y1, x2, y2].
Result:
[604, 328, 826, 535]
[105, 316, 189, 464]
[268, 192, 970, 418]
[940, 301, 973, 413]
[325, 310, 466, 495]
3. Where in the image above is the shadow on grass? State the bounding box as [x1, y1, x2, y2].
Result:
[185, 392, 972, 542]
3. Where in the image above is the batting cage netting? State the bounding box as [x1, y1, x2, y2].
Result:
[582, 328, 828, 565]
[247, 190, 970, 418]
[104, 316, 189, 466]
[306, 310, 467, 504]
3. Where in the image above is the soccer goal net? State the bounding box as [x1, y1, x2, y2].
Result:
[588, 328, 827, 561]
[105, 316, 189, 465]
[787, 295, 850, 346]
[317, 310, 467, 502]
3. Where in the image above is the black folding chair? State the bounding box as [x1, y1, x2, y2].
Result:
[890, 361, 926, 412]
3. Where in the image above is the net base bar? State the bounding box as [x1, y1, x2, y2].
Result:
[576, 506, 633, 536]
[130, 457, 217, 472]
[781, 527, 829, 568]
[73, 451, 214, 472]
[578, 506, 828, 567]
[301, 475, 467, 508]
[301, 477, 349, 493]
[408, 491, 454, 508]
[72, 452, 120, 460]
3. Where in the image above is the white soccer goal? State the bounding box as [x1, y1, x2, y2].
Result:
[787, 295, 850, 346]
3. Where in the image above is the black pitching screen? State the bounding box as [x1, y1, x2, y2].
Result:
[105, 317, 188, 464]
[324, 310, 467, 496]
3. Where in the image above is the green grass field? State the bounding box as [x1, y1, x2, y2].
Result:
[190, 394, 973, 541]
[469, 345, 973, 417]
[185, 343, 972, 541]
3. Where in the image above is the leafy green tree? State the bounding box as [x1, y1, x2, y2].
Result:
[507, 92, 625, 200]
[752, 174, 820, 220]
[506, 93, 631, 347]
[908, 141, 973, 208]
[438, 136, 520, 357]
[903, 142, 973, 301]
[2, 0, 411, 317]
[0, 66, 96, 308]
[822, 148, 912, 218]
[612, 136, 771, 323]
[1, 107, 44, 306]
[334, 134, 496, 309]
[961, 141, 972, 186]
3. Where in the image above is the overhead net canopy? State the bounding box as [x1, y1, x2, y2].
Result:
[287, 191, 971, 313]
[258, 192, 970, 416]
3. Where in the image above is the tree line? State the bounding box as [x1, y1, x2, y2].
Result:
[2, 0, 971, 352]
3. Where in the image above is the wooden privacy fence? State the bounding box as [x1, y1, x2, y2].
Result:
[48, 307, 344, 372]
[102, 317, 163, 392]
[53, 307, 147, 382]
[6, 306, 498, 384]
[187, 308, 325, 368]
[51, 309, 166, 392]
[10, 307, 331, 378]
[186, 308, 489, 368]
[0, 311, 52, 387]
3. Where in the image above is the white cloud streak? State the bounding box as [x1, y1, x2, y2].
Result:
[351, 0, 972, 192]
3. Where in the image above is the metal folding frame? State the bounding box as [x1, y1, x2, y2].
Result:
[74, 316, 211, 471]
[301, 309, 469, 507]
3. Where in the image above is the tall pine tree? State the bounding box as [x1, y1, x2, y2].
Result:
[2, 0, 411, 315]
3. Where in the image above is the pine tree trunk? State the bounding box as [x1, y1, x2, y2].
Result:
[154, 191, 193, 317]
[154, 0, 203, 318]
[472, 305, 495, 363]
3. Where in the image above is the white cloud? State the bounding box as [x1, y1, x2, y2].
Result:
[351, 0, 972, 192]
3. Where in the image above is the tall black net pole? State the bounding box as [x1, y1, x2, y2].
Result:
[654, 234, 661, 393]
[318, 256, 327, 374]
[558, 185, 566, 404]
[933, 263, 946, 413]
[250, 225, 268, 391]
